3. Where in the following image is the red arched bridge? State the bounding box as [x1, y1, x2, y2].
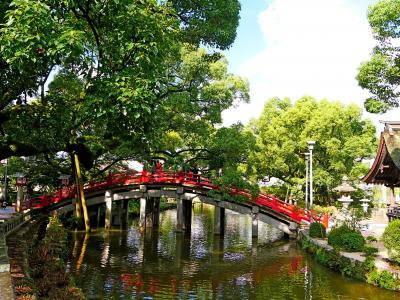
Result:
[26, 171, 328, 236]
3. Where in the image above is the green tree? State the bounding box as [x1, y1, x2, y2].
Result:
[0, 0, 241, 159]
[249, 96, 377, 205]
[149, 47, 250, 171]
[0, 0, 242, 229]
[357, 0, 400, 113]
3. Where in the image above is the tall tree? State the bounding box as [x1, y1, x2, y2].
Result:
[357, 0, 400, 113]
[0, 0, 241, 229]
[0, 0, 241, 159]
[250, 96, 377, 205]
[150, 47, 250, 167]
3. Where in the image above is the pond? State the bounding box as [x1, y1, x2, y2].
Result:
[67, 203, 399, 299]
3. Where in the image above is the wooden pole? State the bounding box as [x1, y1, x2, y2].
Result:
[74, 152, 90, 232]
[71, 152, 82, 222]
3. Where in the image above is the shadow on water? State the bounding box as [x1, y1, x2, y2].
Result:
[67, 204, 399, 300]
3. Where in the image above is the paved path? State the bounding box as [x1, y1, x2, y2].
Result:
[0, 272, 14, 300]
[1, 206, 16, 299]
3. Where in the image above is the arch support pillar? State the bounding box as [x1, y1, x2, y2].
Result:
[105, 190, 113, 229]
[152, 197, 160, 228]
[139, 197, 147, 229]
[214, 205, 225, 235]
[176, 197, 192, 233]
[252, 206, 259, 238]
[183, 200, 192, 233]
[176, 197, 184, 232]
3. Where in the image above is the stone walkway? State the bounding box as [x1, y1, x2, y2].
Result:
[1, 205, 17, 300]
[0, 272, 14, 300]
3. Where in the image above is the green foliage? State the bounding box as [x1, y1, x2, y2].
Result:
[357, 0, 400, 111]
[28, 215, 85, 299]
[366, 235, 378, 242]
[309, 222, 326, 238]
[59, 214, 79, 230]
[340, 232, 366, 252]
[382, 219, 400, 264]
[170, 0, 241, 50]
[328, 224, 354, 249]
[301, 236, 375, 281]
[208, 167, 259, 203]
[363, 245, 379, 256]
[327, 225, 366, 252]
[367, 270, 399, 290]
[0, 0, 243, 178]
[129, 200, 140, 215]
[249, 96, 376, 204]
[342, 207, 369, 232]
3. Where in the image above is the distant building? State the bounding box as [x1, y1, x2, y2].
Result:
[363, 121, 400, 207]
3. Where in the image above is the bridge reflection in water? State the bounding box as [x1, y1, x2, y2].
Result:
[67, 205, 398, 300]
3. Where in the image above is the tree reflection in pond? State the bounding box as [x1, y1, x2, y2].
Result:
[67, 203, 398, 299]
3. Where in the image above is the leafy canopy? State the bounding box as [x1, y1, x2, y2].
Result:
[0, 0, 241, 161]
[249, 96, 377, 204]
[357, 0, 400, 113]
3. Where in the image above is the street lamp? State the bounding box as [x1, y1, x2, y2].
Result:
[58, 174, 70, 199]
[307, 141, 316, 223]
[304, 152, 310, 212]
[1, 159, 8, 202]
[58, 174, 70, 186]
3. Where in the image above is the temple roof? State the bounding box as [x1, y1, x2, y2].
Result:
[363, 121, 400, 187]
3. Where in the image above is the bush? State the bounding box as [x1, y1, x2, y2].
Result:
[363, 245, 379, 256]
[367, 270, 399, 290]
[328, 224, 353, 248]
[341, 232, 365, 252]
[309, 222, 326, 238]
[382, 219, 400, 265]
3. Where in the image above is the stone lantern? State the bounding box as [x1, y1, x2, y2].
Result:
[333, 176, 355, 212]
[360, 198, 370, 213]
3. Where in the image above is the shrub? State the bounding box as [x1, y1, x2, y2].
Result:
[309, 222, 326, 238]
[363, 245, 378, 256]
[366, 235, 377, 243]
[382, 219, 400, 265]
[328, 224, 353, 248]
[367, 270, 398, 290]
[340, 232, 365, 252]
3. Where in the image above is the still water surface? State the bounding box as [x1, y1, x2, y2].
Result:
[67, 204, 399, 299]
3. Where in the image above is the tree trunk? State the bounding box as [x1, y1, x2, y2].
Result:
[70, 152, 82, 224]
[73, 152, 90, 232]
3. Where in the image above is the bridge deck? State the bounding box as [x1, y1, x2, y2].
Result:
[25, 171, 327, 226]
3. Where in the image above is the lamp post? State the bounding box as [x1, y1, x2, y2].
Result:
[14, 172, 26, 213]
[58, 174, 70, 186]
[307, 141, 315, 223]
[304, 152, 310, 212]
[1, 159, 8, 203]
[58, 174, 70, 199]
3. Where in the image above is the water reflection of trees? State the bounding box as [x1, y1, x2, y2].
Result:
[67, 205, 399, 300]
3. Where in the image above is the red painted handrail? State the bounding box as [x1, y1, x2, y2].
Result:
[25, 171, 326, 225]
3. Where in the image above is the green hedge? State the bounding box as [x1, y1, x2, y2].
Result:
[382, 219, 400, 265]
[341, 232, 365, 252]
[328, 224, 352, 247]
[309, 222, 326, 238]
[328, 224, 365, 252]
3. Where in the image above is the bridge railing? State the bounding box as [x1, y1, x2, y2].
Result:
[23, 171, 327, 226]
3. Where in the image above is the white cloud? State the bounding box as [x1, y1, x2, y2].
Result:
[223, 0, 400, 133]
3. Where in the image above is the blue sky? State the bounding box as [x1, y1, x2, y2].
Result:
[222, 0, 398, 133]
